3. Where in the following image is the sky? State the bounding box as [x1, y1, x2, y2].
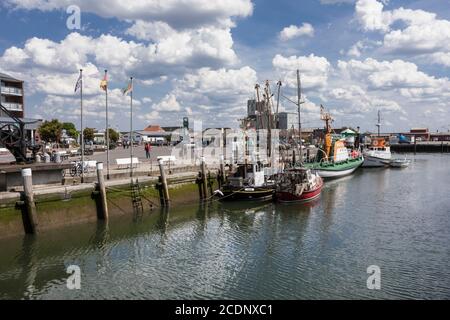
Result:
[0, 0, 449, 133]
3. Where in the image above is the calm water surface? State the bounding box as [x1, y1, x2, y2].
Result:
[0, 153, 449, 299]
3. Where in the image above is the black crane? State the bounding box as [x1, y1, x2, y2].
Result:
[0, 102, 41, 163]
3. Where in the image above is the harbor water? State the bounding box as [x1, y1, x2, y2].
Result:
[0, 153, 449, 299]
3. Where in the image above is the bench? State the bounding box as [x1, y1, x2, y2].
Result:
[157, 156, 176, 163]
[116, 157, 140, 169]
[76, 160, 97, 172]
[84, 160, 98, 169]
[56, 151, 69, 161]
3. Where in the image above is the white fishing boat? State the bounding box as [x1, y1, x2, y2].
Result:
[362, 111, 392, 168]
[362, 137, 391, 167]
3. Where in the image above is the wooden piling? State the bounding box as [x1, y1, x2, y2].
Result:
[218, 155, 225, 188]
[96, 162, 109, 220]
[158, 159, 170, 206]
[21, 168, 39, 234]
[207, 171, 213, 196]
[197, 172, 204, 200]
[201, 157, 208, 199]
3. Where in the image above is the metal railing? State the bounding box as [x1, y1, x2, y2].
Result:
[1, 86, 23, 96]
[1, 102, 23, 111]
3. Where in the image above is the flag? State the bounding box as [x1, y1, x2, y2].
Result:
[122, 80, 133, 96]
[74, 74, 82, 93]
[100, 72, 108, 91]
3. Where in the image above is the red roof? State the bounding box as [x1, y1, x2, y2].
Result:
[144, 125, 165, 132]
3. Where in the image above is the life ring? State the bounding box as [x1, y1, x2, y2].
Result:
[372, 140, 379, 147]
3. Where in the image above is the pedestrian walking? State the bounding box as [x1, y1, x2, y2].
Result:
[145, 142, 151, 159]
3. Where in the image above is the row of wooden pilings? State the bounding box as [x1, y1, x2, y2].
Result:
[18, 163, 110, 235]
[159, 156, 225, 205]
[18, 157, 227, 235]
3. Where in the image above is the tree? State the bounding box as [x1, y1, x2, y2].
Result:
[83, 128, 95, 142]
[39, 119, 63, 143]
[108, 128, 120, 144]
[62, 122, 79, 139]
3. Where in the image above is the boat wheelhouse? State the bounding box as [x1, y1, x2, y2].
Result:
[362, 137, 391, 167]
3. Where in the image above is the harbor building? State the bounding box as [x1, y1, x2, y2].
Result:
[246, 100, 300, 131]
[277, 112, 298, 130]
[245, 99, 273, 130]
[0, 73, 42, 158]
[430, 131, 450, 142]
[0, 73, 24, 118]
[404, 128, 430, 142]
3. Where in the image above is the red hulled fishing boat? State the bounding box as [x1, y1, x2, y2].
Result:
[275, 168, 323, 203]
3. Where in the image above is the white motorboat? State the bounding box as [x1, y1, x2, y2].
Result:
[387, 159, 411, 168]
[362, 137, 391, 167]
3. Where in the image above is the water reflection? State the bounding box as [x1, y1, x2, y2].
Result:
[0, 154, 449, 299]
[89, 221, 110, 249]
[155, 207, 170, 237]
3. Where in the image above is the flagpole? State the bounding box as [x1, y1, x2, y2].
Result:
[105, 70, 110, 180]
[80, 69, 84, 183]
[130, 77, 134, 179]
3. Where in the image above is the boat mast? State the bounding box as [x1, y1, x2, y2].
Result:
[297, 70, 303, 164]
[265, 80, 273, 158]
[376, 110, 381, 137]
[275, 81, 282, 130]
[320, 105, 333, 160]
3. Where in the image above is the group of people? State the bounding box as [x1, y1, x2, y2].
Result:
[121, 140, 152, 159]
[122, 140, 132, 149]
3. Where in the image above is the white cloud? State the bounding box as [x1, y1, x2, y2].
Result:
[382, 19, 450, 54]
[0, 1, 256, 128]
[354, 0, 450, 66]
[338, 58, 449, 92]
[355, 0, 390, 32]
[272, 54, 331, 90]
[347, 41, 364, 57]
[126, 21, 176, 42]
[152, 94, 181, 112]
[0, 29, 239, 87]
[140, 110, 161, 121]
[429, 52, 450, 67]
[144, 67, 258, 127]
[37, 88, 143, 126]
[331, 57, 450, 120]
[329, 85, 402, 113]
[320, 0, 355, 4]
[279, 23, 314, 41]
[0, 46, 29, 66]
[4, 0, 254, 29]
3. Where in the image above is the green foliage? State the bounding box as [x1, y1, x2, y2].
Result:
[108, 128, 120, 143]
[39, 119, 63, 143]
[83, 127, 95, 142]
[62, 122, 79, 139]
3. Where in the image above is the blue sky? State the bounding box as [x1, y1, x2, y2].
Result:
[0, 0, 449, 133]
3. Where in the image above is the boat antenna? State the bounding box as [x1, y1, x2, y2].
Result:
[376, 110, 381, 137]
